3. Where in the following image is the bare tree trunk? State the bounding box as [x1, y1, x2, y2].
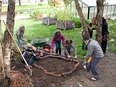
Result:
[96, 0, 104, 44]
[74, 0, 89, 38]
[0, 0, 10, 87]
[3, 0, 15, 78]
[19, 0, 21, 6]
[0, 0, 5, 80]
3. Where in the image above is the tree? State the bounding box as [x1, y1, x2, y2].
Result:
[63, 0, 72, 7]
[18, 0, 21, 6]
[96, 0, 104, 44]
[0, 0, 5, 81]
[48, 0, 56, 7]
[0, 0, 10, 87]
[3, 0, 15, 78]
[74, 0, 89, 38]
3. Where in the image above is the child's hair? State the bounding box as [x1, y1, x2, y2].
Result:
[70, 40, 73, 43]
[20, 25, 25, 29]
[43, 44, 51, 52]
[54, 31, 61, 39]
[91, 17, 96, 25]
[26, 44, 36, 51]
[19, 25, 25, 32]
[83, 35, 90, 41]
[89, 23, 92, 27]
[65, 39, 73, 45]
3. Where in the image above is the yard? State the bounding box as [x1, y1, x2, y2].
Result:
[1, 3, 116, 87]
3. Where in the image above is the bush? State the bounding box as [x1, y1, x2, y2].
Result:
[30, 10, 42, 20]
[71, 17, 90, 28]
[55, 10, 71, 21]
[71, 17, 81, 28]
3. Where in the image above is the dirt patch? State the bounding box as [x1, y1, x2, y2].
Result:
[9, 71, 34, 87]
[36, 57, 77, 74]
[60, 52, 116, 87]
[10, 52, 116, 87]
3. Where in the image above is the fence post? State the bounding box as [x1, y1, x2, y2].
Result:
[87, 7, 90, 19]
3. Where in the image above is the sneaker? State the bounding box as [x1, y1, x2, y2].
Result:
[83, 65, 87, 69]
[90, 77, 97, 81]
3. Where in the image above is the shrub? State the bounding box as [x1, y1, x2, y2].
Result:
[71, 17, 81, 28]
[55, 10, 71, 21]
[30, 10, 42, 20]
[71, 17, 90, 28]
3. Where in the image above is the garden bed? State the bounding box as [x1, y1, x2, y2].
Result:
[42, 17, 57, 25]
[56, 20, 75, 30]
[35, 55, 79, 77]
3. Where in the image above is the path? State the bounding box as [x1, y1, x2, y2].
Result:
[60, 52, 116, 87]
[1, 15, 30, 20]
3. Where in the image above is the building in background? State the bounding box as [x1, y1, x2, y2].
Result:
[2, 0, 116, 19]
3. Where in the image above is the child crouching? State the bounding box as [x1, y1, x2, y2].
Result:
[22, 44, 43, 66]
[64, 40, 77, 58]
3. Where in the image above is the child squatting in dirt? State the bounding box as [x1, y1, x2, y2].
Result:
[22, 43, 52, 67]
[64, 39, 77, 58]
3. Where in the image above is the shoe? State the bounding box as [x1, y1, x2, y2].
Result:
[83, 65, 87, 69]
[90, 77, 97, 81]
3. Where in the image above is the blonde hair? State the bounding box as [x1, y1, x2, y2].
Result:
[26, 44, 36, 51]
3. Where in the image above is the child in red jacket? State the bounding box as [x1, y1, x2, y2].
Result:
[51, 31, 65, 55]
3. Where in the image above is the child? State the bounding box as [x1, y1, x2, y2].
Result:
[22, 44, 43, 65]
[83, 36, 104, 81]
[43, 43, 51, 53]
[101, 17, 109, 54]
[88, 23, 93, 38]
[16, 25, 25, 47]
[42, 43, 53, 55]
[64, 40, 77, 58]
[51, 31, 65, 55]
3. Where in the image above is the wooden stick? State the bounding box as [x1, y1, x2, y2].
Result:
[2, 20, 32, 75]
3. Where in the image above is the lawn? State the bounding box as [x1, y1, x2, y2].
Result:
[2, 18, 116, 59]
[1, 18, 87, 59]
[107, 20, 116, 53]
[2, 4, 49, 12]
[2, 3, 116, 58]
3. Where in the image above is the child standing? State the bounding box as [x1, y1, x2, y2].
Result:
[101, 17, 109, 54]
[88, 23, 93, 38]
[16, 25, 25, 47]
[51, 31, 65, 55]
[64, 40, 77, 58]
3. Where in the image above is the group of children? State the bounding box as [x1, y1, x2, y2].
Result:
[20, 30, 77, 67]
[17, 17, 108, 81]
[50, 31, 77, 58]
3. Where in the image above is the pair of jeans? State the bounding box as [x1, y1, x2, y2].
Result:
[28, 55, 36, 65]
[55, 41, 61, 55]
[17, 37, 22, 47]
[101, 40, 107, 53]
[90, 57, 102, 80]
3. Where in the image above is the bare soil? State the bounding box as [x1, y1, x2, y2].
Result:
[36, 57, 76, 74]
[10, 51, 116, 87]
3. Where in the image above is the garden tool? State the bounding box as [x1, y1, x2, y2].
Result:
[3, 20, 32, 76]
[82, 57, 93, 71]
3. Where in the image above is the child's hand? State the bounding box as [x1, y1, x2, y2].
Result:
[68, 55, 71, 58]
[40, 52, 43, 56]
[50, 49, 54, 53]
[74, 55, 77, 58]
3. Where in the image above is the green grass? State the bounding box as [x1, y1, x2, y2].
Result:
[2, 18, 87, 59]
[2, 4, 49, 12]
[107, 20, 116, 53]
[2, 18, 116, 60]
